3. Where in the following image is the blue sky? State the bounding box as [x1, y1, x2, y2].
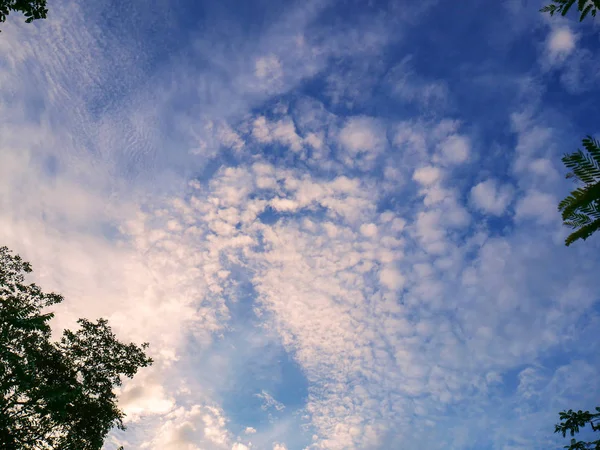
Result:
[1, 0, 600, 449]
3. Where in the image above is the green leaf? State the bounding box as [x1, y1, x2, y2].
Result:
[566, 218, 600, 245]
[0, 246, 153, 449]
[581, 4, 593, 20]
[561, 0, 577, 16]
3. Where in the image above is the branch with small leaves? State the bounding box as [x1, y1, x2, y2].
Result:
[558, 137, 600, 246]
[540, 0, 600, 21]
[555, 408, 600, 449]
[0, 246, 153, 449]
[0, 0, 47, 30]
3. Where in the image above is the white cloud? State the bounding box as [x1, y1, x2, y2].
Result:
[514, 190, 558, 224]
[540, 27, 600, 95]
[437, 134, 470, 165]
[305, 132, 324, 150]
[338, 117, 382, 153]
[256, 390, 285, 412]
[414, 210, 447, 254]
[232, 443, 251, 450]
[218, 123, 246, 152]
[379, 267, 406, 291]
[394, 122, 427, 155]
[470, 179, 514, 216]
[412, 166, 442, 186]
[252, 116, 304, 152]
[244, 427, 257, 435]
[118, 376, 176, 422]
[271, 120, 304, 152]
[517, 366, 546, 399]
[142, 405, 232, 450]
[547, 27, 576, 57]
[270, 197, 300, 212]
[529, 158, 559, 180]
[359, 223, 378, 237]
[255, 54, 283, 81]
[337, 116, 386, 169]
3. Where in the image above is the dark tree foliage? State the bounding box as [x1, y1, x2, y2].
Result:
[558, 137, 600, 246]
[541, 0, 600, 21]
[542, 3, 599, 448]
[555, 408, 600, 449]
[0, 246, 152, 449]
[0, 0, 47, 29]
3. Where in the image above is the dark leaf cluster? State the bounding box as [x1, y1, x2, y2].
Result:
[540, 0, 600, 21]
[0, 246, 153, 449]
[555, 408, 600, 449]
[558, 137, 600, 246]
[0, 0, 47, 29]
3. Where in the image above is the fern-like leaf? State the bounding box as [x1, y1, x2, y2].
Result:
[581, 3, 593, 20]
[579, 200, 600, 220]
[564, 213, 592, 228]
[541, 0, 599, 20]
[540, 4, 558, 14]
[561, 0, 577, 16]
[559, 182, 600, 220]
[562, 150, 600, 184]
[565, 218, 600, 246]
[582, 136, 600, 167]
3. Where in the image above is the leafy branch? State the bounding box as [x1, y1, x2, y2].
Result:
[541, 0, 600, 21]
[555, 408, 600, 449]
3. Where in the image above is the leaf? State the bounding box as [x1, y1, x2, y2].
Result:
[561, 0, 577, 16]
[562, 149, 600, 184]
[582, 136, 600, 167]
[581, 4, 593, 20]
[540, 4, 558, 14]
[566, 218, 600, 245]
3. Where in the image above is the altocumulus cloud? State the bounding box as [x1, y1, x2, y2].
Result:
[1, 0, 600, 449]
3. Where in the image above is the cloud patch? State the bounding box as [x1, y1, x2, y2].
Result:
[337, 116, 386, 169]
[470, 179, 514, 216]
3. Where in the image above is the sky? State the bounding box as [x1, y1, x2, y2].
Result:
[1, 0, 600, 449]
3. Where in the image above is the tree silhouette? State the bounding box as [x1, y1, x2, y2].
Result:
[541, 0, 600, 21]
[0, 0, 47, 30]
[558, 137, 600, 246]
[0, 246, 152, 449]
[539, 2, 600, 448]
[555, 408, 600, 449]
